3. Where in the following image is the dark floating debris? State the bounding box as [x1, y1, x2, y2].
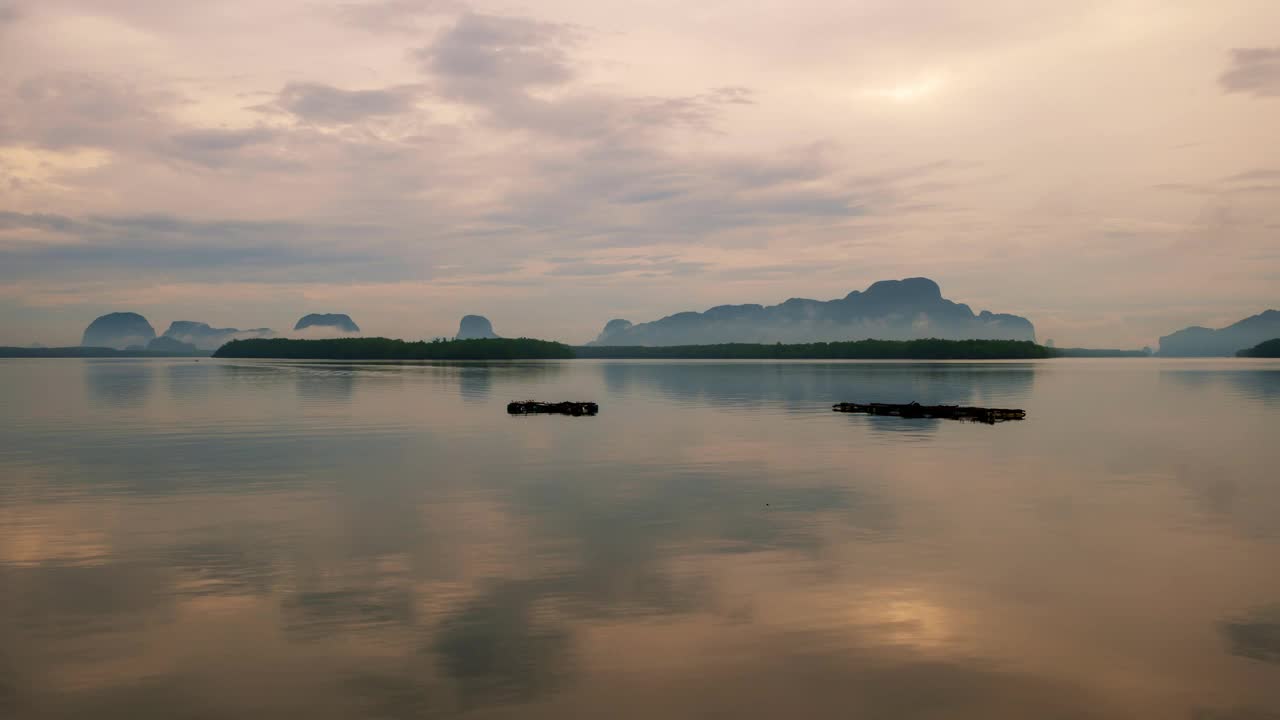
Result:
[507, 401, 599, 416]
[832, 401, 1025, 424]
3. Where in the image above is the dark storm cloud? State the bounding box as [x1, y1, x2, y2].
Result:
[1219, 47, 1280, 97]
[264, 82, 423, 124]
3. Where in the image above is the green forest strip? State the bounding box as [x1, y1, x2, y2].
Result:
[1050, 347, 1152, 358]
[1236, 339, 1280, 358]
[213, 337, 1053, 360]
[213, 337, 575, 360]
[574, 339, 1053, 359]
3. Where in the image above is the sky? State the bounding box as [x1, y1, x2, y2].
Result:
[1, 0, 1278, 347]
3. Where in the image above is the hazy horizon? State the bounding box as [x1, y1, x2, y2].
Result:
[2, 0, 1279, 347]
[4, 280, 1275, 349]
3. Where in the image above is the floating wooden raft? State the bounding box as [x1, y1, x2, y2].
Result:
[832, 402, 1025, 424]
[507, 401, 599, 416]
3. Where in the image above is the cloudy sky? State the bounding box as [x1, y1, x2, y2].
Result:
[1, 0, 1277, 347]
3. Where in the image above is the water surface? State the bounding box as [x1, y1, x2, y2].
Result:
[2, 358, 1278, 718]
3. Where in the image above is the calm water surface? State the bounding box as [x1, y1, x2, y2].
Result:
[2, 358, 1279, 718]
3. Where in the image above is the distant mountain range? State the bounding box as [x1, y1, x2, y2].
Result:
[49, 300, 1280, 355]
[591, 278, 1035, 346]
[162, 321, 275, 350]
[76, 313, 361, 350]
[1159, 310, 1280, 357]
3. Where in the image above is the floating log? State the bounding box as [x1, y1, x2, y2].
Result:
[507, 401, 599, 416]
[832, 401, 1025, 424]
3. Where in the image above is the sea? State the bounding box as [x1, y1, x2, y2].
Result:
[1, 358, 1278, 719]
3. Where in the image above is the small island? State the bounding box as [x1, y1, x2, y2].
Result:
[1236, 339, 1280, 358]
[213, 337, 574, 360]
[574, 339, 1054, 360]
[210, 337, 1057, 360]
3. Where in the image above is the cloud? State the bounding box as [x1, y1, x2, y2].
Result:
[3, 0, 1278, 348]
[262, 82, 423, 124]
[0, 11, 868, 299]
[716, 142, 836, 188]
[1220, 47, 1280, 97]
[0, 210, 82, 234]
[0, 211, 409, 283]
[163, 126, 289, 169]
[1153, 169, 1280, 199]
[424, 12, 578, 93]
[414, 12, 753, 139]
[478, 140, 872, 248]
[335, 0, 457, 34]
[0, 73, 175, 151]
[545, 257, 710, 277]
[0, 75, 420, 179]
[169, 127, 276, 153]
[1225, 169, 1280, 183]
[0, 74, 292, 172]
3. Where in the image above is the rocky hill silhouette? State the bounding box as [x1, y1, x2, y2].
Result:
[591, 278, 1035, 346]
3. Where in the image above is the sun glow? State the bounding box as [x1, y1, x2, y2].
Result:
[865, 73, 947, 103]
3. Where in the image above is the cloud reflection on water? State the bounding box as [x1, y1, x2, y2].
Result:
[0, 359, 1278, 718]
